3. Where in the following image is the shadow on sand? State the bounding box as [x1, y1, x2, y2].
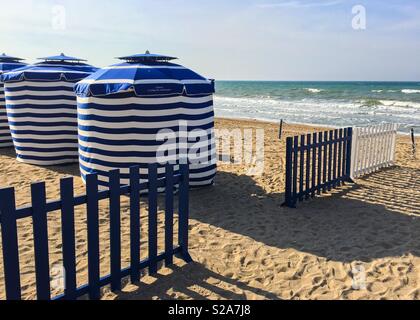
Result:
[187, 165, 420, 263]
[115, 262, 280, 300]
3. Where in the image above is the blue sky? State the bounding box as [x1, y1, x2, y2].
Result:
[0, 0, 419, 81]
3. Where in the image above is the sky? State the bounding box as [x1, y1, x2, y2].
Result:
[0, 0, 419, 81]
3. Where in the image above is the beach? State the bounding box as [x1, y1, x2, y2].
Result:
[0, 117, 419, 300]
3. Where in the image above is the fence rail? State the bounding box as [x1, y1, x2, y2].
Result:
[283, 128, 353, 208]
[0, 163, 191, 300]
[350, 123, 398, 179]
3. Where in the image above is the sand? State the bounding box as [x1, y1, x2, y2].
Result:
[0, 118, 419, 300]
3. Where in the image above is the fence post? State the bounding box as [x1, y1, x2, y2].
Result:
[179, 164, 192, 262]
[165, 164, 174, 266]
[86, 173, 100, 300]
[148, 163, 158, 274]
[282, 137, 294, 208]
[60, 177, 77, 300]
[345, 127, 353, 182]
[109, 169, 121, 291]
[129, 166, 140, 283]
[31, 182, 51, 300]
[0, 187, 22, 300]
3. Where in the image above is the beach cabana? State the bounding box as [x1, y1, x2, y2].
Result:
[0, 53, 27, 148]
[74, 52, 216, 188]
[1, 53, 97, 165]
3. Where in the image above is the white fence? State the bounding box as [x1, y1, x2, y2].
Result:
[351, 123, 398, 179]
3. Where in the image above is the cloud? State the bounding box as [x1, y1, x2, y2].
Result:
[257, 0, 343, 9]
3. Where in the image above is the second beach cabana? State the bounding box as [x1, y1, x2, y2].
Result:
[0, 53, 26, 148]
[1, 53, 97, 165]
[74, 52, 217, 188]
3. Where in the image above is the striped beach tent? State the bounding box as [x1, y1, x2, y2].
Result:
[0, 53, 27, 148]
[74, 52, 216, 188]
[1, 53, 97, 165]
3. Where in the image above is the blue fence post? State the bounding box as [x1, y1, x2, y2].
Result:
[292, 137, 298, 205]
[0, 187, 22, 300]
[346, 127, 353, 182]
[328, 130, 333, 191]
[86, 173, 100, 300]
[109, 169, 121, 291]
[129, 166, 140, 283]
[31, 182, 51, 300]
[283, 137, 294, 207]
[333, 130, 338, 188]
[179, 164, 192, 262]
[305, 133, 311, 199]
[311, 133, 317, 198]
[165, 164, 174, 266]
[317, 133, 323, 195]
[299, 135, 304, 202]
[338, 129, 343, 186]
[60, 177, 77, 300]
[148, 163, 158, 275]
[322, 131, 328, 192]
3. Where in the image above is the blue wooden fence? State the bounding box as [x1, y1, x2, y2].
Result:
[283, 128, 353, 208]
[0, 164, 192, 300]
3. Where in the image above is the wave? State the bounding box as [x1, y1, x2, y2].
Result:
[305, 88, 323, 93]
[402, 89, 420, 94]
[371, 90, 383, 93]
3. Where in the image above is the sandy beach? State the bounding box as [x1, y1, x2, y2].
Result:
[0, 118, 419, 300]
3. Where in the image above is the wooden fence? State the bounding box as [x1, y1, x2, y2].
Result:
[283, 128, 353, 208]
[0, 164, 191, 300]
[350, 124, 398, 179]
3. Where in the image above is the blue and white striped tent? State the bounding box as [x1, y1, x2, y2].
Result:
[74, 52, 216, 188]
[0, 53, 27, 148]
[1, 54, 97, 165]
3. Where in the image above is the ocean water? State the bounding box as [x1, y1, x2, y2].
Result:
[214, 81, 420, 134]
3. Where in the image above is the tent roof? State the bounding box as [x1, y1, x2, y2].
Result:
[38, 53, 87, 62]
[0, 58, 97, 82]
[0, 53, 25, 62]
[117, 52, 178, 63]
[75, 56, 214, 97]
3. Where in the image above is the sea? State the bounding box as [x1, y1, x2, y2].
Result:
[214, 81, 420, 135]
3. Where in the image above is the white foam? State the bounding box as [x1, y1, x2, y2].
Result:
[402, 89, 420, 94]
[305, 88, 323, 93]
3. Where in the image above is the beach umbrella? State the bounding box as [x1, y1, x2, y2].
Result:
[1, 53, 97, 165]
[74, 51, 216, 188]
[0, 53, 27, 148]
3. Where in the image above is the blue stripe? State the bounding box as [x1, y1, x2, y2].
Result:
[78, 122, 214, 134]
[7, 104, 76, 110]
[11, 129, 77, 135]
[6, 95, 76, 101]
[77, 112, 214, 123]
[5, 86, 75, 92]
[12, 138, 78, 144]
[78, 134, 214, 146]
[79, 143, 216, 158]
[9, 121, 77, 127]
[77, 100, 213, 111]
[7, 113, 76, 119]
[15, 146, 78, 152]
[17, 154, 79, 161]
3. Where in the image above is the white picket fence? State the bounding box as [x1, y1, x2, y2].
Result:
[350, 123, 398, 179]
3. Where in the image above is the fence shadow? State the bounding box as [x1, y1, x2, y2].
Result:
[188, 166, 420, 263]
[114, 262, 280, 300]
